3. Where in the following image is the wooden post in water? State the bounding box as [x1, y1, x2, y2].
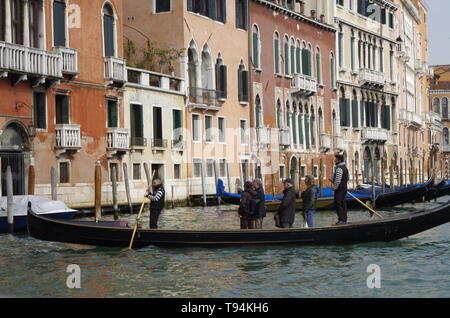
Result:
[143, 163, 151, 188]
[200, 160, 206, 207]
[371, 159, 376, 207]
[111, 164, 119, 220]
[352, 159, 356, 190]
[28, 165, 35, 195]
[298, 157, 302, 192]
[226, 161, 231, 193]
[171, 185, 175, 209]
[381, 159, 386, 194]
[319, 158, 324, 197]
[399, 161, 403, 187]
[213, 160, 220, 205]
[271, 171, 275, 199]
[6, 166, 14, 233]
[389, 163, 394, 193]
[50, 166, 57, 200]
[94, 161, 102, 222]
[122, 163, 133, 215]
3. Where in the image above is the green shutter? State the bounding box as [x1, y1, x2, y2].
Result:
[302, 49, 308, 75]
[274, 39, 279, 74]
[292, 113, 297, 144]
[296, 47, 301, 74]
[220, 65, 227, 98]
[330, 57, 335, 88]
[298, 114, 303, 144]
[285, 42, 289, 75]
[310, 116, 315, 146]
[62, 96, 69, 124]
[108, 100, 118, 128]
[305, 115, 310, 149]
[291, 46, 295, 74]
[242, 70, 249, 102]
[153, 107, 162, 139]
[352, 100, 359, 128]
[253, 32, 259, 68]
[316, 53, 321, 83]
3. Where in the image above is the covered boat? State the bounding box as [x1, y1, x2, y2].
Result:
[0, 195, 77, 232]
[27, 199, 450, 248]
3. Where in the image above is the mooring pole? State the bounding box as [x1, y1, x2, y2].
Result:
[6, 166, 14, 233]
[111, 164, 119, 220]
[143, 163, 151, 188]
[123, 163, 133, 215]
[50, 166, 57, 201]
[381, 159, 386, 194]
[371, 159, 376, 208]
[319, 158, 324, 197]
[213, 159, 220, 205]
[389, 163, 394, 193]
[28, 165, 35, 195]
[200, 160, 206, 207]
[226, 161, 231, 193]
[94, 161, 102, 222]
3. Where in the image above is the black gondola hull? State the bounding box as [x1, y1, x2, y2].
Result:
[27, 199, 450, 248]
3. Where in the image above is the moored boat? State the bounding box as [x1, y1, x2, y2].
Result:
[27, 198, 450, 248]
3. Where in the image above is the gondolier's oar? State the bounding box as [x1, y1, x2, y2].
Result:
[346, 191, 383, 219]
[129, 170, 156, 249]
[128, 198, 148, 249]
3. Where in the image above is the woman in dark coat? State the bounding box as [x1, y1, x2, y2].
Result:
[252, 179, 266, 229]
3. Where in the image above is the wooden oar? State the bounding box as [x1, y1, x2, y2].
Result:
[129, 170, 156, 249]
[346, 191, 383, 219]
[128, 198, 148, 249]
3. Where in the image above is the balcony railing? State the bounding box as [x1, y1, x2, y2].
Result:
[423, 111, 443, 128]
[126, 67, 185, 93]
[188, 87, 221, 111]
[399, 109, 423, 127]
[359, 68, 385, 88]
[151, 138, 168, 150]
[361, 128, 388, 142]
[334, 136, 344, 151]
[171, 139, 186, 151]
[56, 47, 78, 75]
[55, 124, 81, 149]
[279, 129, 291, 147]
[105, 56, 127, 84]
[291, 74, 317, 96]
[319, 133, 331, 151]
[0, 41, 62, 78]
[130, 137, 147, 148]
[256, 126, 270, 148]
[107, 128, 129, 150]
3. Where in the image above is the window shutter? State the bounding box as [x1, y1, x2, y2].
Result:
[220, 64, 227, 98]
[310, 116, 315, 146]
[302, 49, 308, 75]
[292, 113, 297, 144]
[339, 99, 344, 126]
[253, 32, 259, 68]
[274, 39, 280, 74]
[387, 106, 391, 130]
[108, 101, 118, 128]
[103, 14, 115, 57]
[238, 68, 243, 101]
[215, 62, 221, 95]
[316, 52, 321, 83]
[235, 0, 239, 28]
[345, 99, 351, 127]
[352, 100, 359, 128]
[365, 102, 370, 127]
[291, 46, 295, 75]
[187, 0, 193, 12]
[53, 1, 66, 47]
[305, 115, 310, 149]
[207, 0, 216, 20]
[298, 115, 303, 144]
[62, 96, 69, 124]
[284, 42, 289, 74]
[221, 0, 227, 23]
[296, 47, 301, 73]
[242, 70, 249, 102]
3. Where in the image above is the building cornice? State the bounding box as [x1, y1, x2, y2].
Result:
[335, 18, 397, 44]
[252, 0, 336, 33]
[429, 90, 450, 94]
[336, 80, 399, 96]
[401, 0, 422, 24]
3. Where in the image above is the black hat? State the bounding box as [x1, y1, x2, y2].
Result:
[244, 181, 253, 189]
[283, 178, 293, 184]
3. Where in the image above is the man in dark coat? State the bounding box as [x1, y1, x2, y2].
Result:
[274, 178, 297, 228]
[252, 179, 266, 229]
[239, 181, 258, 229]
[333, 154, 349, 225]
[145, 178, 165, 229]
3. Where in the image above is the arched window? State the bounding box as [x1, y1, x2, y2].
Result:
[302, 42, 312, 76]
[298, 103, 304, 145]
[238, 60, 249, 102]
[330, 52, 335, 89]
[252, 25, 260, 69]
[292, 102, 298, 145]
[433, 97, 441, 114]
[295, 39, 301, 74]
[286, 101, 292, 143]
[187, 42, 198, 99]
[201, 44, 213, 91]
[444, 128, 449, 146]
[103, 3, 115, 57]
[276, 99, 282, 129]
[255, 95, 262, 128]
[215, 54, 227, 99]
[316, 46, 322, 84]
[442, 98, 448, 119]
[304, 104, 310, 149]
[284, 35, 290, 75]
[310, 106, 315, 147]
[290, 38, 296, 75]
[274, 32, 280, 74]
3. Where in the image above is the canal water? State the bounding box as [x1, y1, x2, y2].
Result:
[0, 197, 449, 298]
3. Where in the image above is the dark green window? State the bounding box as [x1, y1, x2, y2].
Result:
[130, 104, 143, 143]
[103, 4, 115, 57]
[173, 109, 183, 141]
[352, 100, 359, 128]
[107, 100, 118, 128]
[33, 92, 46, 129]
[55, 95, 69, 124]
[153, 107, 163, 140]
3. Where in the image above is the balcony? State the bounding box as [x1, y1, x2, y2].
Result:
[130, 137, 147, 149]
[423, 111, 443, 129]
[104, 56, 127, 86]
[151, 138, 168, 152]
[291, 74, 317, 96]
[361, 128, 388, 143]
[256, 126, 270, 149]
[171, 139, 186, 152]
[0, 41, 62, 85]
[399, 109, 423, 128]
[319, 133, 331, 152]
[441, 145, 450, 153]
[414, 59, 427, 76]
[359, 68, 385, 88]
[188, 87, 221, 111]
[56, 47, 78, 77]
[279, 129, 291, 148]
[334, 136, 344, 151]
[55, 124, 81, 157]
[106, 128, 129, 157]
[126, 67, 185, 94]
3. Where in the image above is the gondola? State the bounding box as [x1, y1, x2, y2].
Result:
[221, 179, 434, 212]
[425, 179, 450, 201]
[27, 198, 450, 248]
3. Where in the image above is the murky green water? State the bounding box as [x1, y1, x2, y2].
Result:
[0, 198, 449, 298]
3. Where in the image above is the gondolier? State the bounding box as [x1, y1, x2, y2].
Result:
[145, 178, 165, 229]
[333, 154, 349, 225]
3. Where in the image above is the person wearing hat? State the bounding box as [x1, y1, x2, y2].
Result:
[274, 178, 297, 228]
[333, 154, 349, 225]
[238, 181, 259, 229]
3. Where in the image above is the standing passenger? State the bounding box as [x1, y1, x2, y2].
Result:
[274, 179, 297, 228]
[239, 181, 258, 229]
[252, 179, 266, 229]
[301, 175, 317, 227]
